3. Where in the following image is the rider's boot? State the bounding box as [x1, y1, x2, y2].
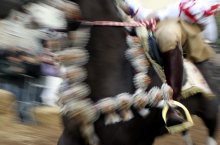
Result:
[166, 107, 185, 127]
[162, 46, 185, 127]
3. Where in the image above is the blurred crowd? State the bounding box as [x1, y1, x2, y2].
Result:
[0, 39, 64, 123]
[0, 0, 70, 124]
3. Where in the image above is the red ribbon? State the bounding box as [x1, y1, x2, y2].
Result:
[79, 19, 157, 31]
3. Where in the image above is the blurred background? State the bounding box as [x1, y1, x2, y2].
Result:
[0, 0, 219, 145]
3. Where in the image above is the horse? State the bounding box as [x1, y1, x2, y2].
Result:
[53, 0, 219, 145]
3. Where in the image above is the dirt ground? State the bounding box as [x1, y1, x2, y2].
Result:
[0, 112, 62, 145]
[154, 115, 220, 145]
[0, 110, 219, 145]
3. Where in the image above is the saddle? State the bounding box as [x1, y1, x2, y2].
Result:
[144, 31, 214, 99]
[148, 34, 214, 98]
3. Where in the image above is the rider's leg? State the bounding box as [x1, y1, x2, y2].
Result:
[162, 46, 185, 127]
[162, 46, 183, 101]
[155, 19, 186, 126]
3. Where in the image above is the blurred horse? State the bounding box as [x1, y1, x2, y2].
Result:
[56, 0, 219, 145]
[51, 0, 220, 145]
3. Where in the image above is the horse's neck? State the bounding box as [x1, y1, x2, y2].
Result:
[86, 27, 134, 102]
[77, 0, 121, 21]
[76, 0, 135, 102]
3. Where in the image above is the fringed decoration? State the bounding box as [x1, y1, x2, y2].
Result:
[126, 34, 152, 117]
[147, 87, 163, 106]
[58, 83, 90, 104]
[60, 98, 98, 124]
[181, 87, 215, 100]
[96, 98, 121, 125]
[61, 98, 100, 145]
[133, 72, 151, 89]
[54, 48, 89, 66]
[61, 66, 87, 83]
[133, 89, 150, 117]
[135, 26, 149, 52]
[131, 55, 150, 72]
[116, 93, 134, 121]
[126, 47, 144, 59]
[69, 28, 91, 47]
[80, 124, 100, 145]
[181, 59, 215, 100]
[161, 83, 173, 101]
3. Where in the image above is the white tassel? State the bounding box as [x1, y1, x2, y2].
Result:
[116, 93, 134, 121]
[161, 83, 173, 101]
[133, 72, 151, 89]
[138, 108, 150, 117]
[133, 89, 150, 117]
[148, 87, 163, 106]
[105, 113, 121, 125]
[96, 98, 121, 125]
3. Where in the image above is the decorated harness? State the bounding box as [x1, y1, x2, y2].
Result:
[54, 16, 193, 145]
[44, 1, 219, 145]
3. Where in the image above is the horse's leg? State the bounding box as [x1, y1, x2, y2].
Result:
[180, 94, 205, 145]
[195, 61, 219, 145]
[181, 130, 195, 145]
[57, 116, 86, 145]
[57, 134, 64, 145]
[57, 132, 83, 145]
[180, 93, 218, 145]
[179, 97, 195, 145]
[58, 133, 71, 145]
[199, 97, 219, 145]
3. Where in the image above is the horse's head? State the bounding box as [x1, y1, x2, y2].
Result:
[69, 0, 122, 21]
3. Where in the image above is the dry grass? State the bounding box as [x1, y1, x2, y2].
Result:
[0, 112, 62, 145]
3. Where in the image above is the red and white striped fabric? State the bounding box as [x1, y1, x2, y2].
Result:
[179, 0, 220, 23]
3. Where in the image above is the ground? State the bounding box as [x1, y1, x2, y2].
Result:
[155, 115, 220, 145]
[0, 110, 219, 145]
[0, 112, 62, 145]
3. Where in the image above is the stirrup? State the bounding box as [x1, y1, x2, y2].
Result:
[162, 101, 193, 134]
